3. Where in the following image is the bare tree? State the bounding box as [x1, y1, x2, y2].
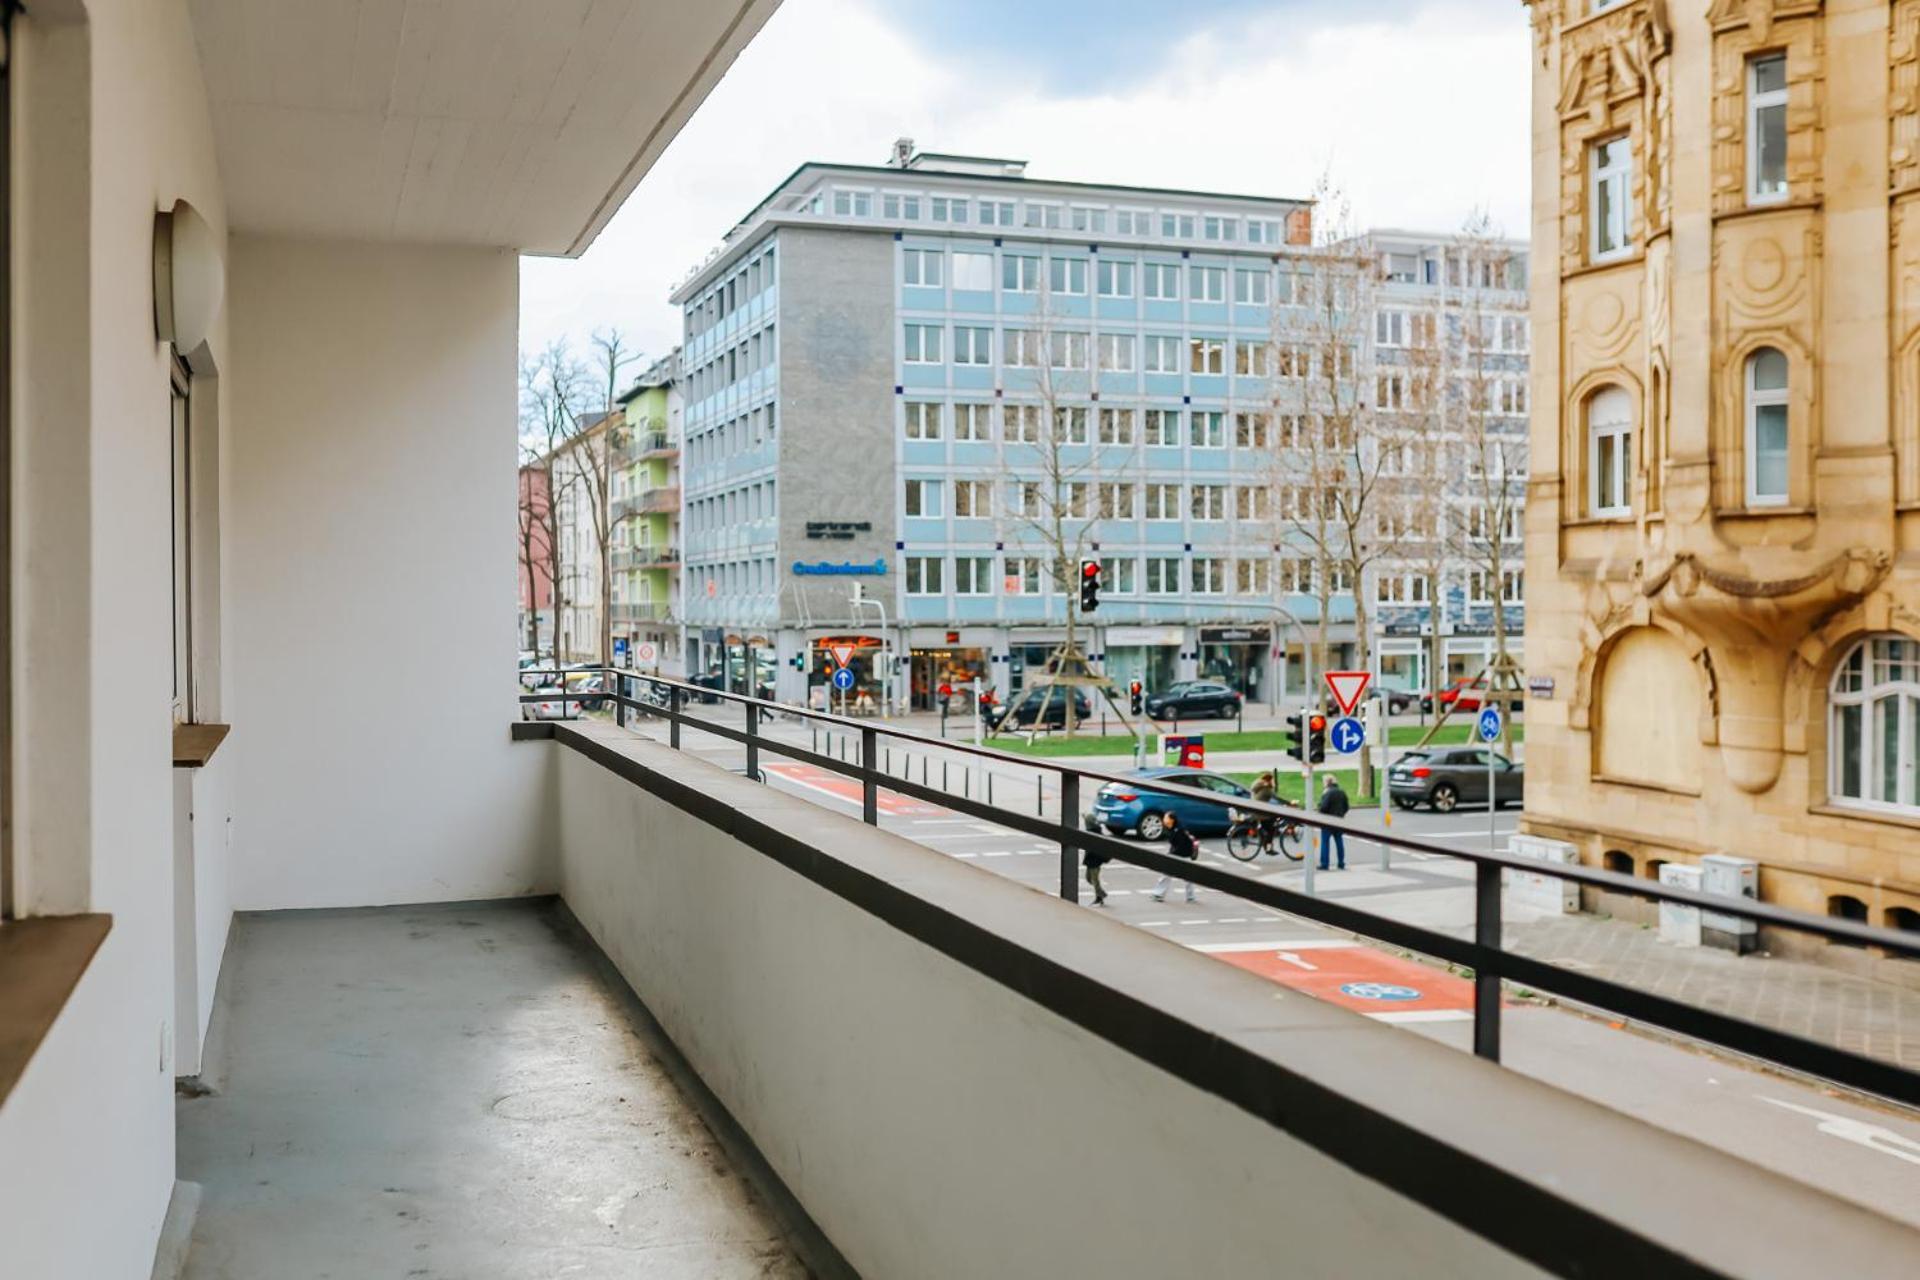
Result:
[1444, 213, 1526, 754]
[516, 461, 552, 655]
[1395, 303, 1454, 710]
[519, 341, 589, 664]
[1270, 176, 1396, 796]
[1003, 279, 1100, 734]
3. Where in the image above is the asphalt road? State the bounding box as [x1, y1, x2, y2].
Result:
[623, 710, 1920, 1230]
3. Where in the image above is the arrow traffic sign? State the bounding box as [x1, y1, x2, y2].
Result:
[827, 643, 857, 669]
[1324, 670, 1372, 716]
[1328, 716, 1365, 755]
[831, 666, 857, 692]
[1477, 705, 1504, 743]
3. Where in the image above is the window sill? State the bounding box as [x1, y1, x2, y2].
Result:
[0, 913, 113, 1107]
[173, 722, 232, 769]
[1715, 504, 1809, 521]
[1590, 774, 1703, 799]
[1565, 253, 1643, 282]
[1560, 515, 1636, 529]
[1810, 801, 1920, 837]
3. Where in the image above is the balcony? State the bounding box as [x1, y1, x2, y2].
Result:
[612, 487, 681, 524]
[611, 601, 674, 623]
[612, 545, 682, 572]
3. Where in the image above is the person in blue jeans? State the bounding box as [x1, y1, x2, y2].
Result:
[1316, 775, 1349, 870]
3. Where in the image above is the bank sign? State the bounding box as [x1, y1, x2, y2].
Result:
[792, 559, 888, 576]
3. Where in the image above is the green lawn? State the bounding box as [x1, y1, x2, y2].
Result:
[983, 720, 1523, 759]
[1222, 769, 1383, 808]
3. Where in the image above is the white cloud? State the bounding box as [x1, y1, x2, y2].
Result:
[519, 0, 1530, 366]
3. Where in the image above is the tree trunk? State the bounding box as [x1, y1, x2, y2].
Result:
[1352, 586, 1374, 799]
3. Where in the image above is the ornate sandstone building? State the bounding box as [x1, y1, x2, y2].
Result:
[1524, 0, 1920, 951]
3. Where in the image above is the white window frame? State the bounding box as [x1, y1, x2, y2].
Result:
[1189, 265, 1226, 303]
[954, 479, 992, 518]
[1748, 53, 1790, 206]
[951, 250, 994, 291]
[904, 402, 944, 441]
[905, 556, 944, 595]
[1048, 256, 1088, 296]
[903, 323, 943, 364]
[904, 478, 944, 518]
[1746, 347, 1791, 507]
[953, 403, 993, 441]
[953, 325, 993, 366]
[1828, 636, 1920, 815]
[954, 556, 993, 595]
[1588, 385, 1633, 517]
[1142, 262, 1181, 300]
[1098, 259, 1136, 298]
[1003, 254, 1041, 293]
[902, 248, 943, 287]
[1590, 136, 1633, 263]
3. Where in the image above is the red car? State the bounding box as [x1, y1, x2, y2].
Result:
[1423, 678, 1490, 714]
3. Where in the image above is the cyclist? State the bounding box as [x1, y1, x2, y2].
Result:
[1249, 771, 1279, 854]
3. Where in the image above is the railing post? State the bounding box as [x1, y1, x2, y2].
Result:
[616, 673, 627, 729]
[745, 702, 760, 783]
[860, 727, 878, 825]
[669, 685, 682, 750]
[1059, 773, 1080, 903]
[1473, 860, 1502, 1063]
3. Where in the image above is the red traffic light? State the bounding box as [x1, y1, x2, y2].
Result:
[1082, 560, 1101, 578]
[1129, 680, 1141, 694]
[1308, 715, 1326, 731]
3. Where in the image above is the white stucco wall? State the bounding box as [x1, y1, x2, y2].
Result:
[226, 235, 550, 909]
[0, 0, 232, 1274]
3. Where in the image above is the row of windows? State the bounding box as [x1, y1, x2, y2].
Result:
[687, 481, 776, 536]
[1585, 347, 1786, 516]
[687, 243, 776, 339]
[902, 247, 1301, 305]
[895, 555, 1521, 602]
[687, 322, 775, 406]
[899, 323, 1359, 378]
[803, 185, 1292, 245]
[1375, 309, 1529, 354]
[901, 475, 1522, 539]
[686, 402, 774, 470]
[1587, 52, 1786, 263]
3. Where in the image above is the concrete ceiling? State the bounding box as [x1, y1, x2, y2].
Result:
[189, 0, 781, 256]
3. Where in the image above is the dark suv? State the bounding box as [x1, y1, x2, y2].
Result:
[985, 686, 1093, 730]
[1144, 680, 1242, 720]
[1388, 748, 1524, 812]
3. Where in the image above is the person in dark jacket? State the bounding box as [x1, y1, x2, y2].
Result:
[1317, 775, 1350, 870]
[1150, 812, 1201, 903]
[1083, 841, 1111, 906]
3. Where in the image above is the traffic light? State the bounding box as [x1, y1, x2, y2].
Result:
[1285, 710, 1328, 764]
[1129, 680, 1143, 715]
[1079, 558, 1102, 613]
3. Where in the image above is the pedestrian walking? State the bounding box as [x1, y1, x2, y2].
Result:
[1317, 775, 1350, 871]
[1150, 812, 1201, 903]
[1083, 842, 1111, 906]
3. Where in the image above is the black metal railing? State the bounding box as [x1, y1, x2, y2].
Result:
[517, 668, 1920, 1108]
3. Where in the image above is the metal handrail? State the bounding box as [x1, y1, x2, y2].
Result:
[517, 667, 1920, 1107]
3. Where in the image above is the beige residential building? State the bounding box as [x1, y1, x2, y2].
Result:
[1524, 0, 1920, 947]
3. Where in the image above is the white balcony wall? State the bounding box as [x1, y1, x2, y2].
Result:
[0, 0, 233, 1274]
[227, 235, 551, 910]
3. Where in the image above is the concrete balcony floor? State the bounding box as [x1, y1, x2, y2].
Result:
[176, 900, 817, 1278]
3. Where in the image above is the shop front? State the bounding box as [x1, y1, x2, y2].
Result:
[909, 631, 990, 710]
[1006, 634, 1065, 695]
[723, 633, 776, 699]
[807, 633, 890, 712]
[1102, 626, 1185, 699]
[1197, 625, 1271, 701]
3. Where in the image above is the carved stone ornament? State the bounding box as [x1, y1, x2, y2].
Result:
[1557, 1, 1672, 123]
[1706, 0, 1823, 41]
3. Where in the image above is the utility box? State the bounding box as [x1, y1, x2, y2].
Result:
[1657, 862, 1703, 947]
[1507, 834, 1579, 914]
[1699, 854, 1760, 955]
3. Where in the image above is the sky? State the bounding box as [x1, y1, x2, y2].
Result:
[519, 0, 1531, 374]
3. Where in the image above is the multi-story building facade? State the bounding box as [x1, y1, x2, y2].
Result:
[671, 142, 1528, 711]
[552, 411, 612, 662]
[517, 462, 555, 656]
[1364, 228, 1531, 697]
[610, 352, 685, 673]
[1525, 0, 1920, 946]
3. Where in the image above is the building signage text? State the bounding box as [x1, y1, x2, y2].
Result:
[792, 559, 888, 577]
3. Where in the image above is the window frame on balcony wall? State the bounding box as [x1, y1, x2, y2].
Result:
[1587, 384, 1633, 517]
[1744, 346, 1790, 507]
[1747, 52, 1789, 206]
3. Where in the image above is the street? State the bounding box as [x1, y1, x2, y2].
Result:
[626, 707, 1920, 1230]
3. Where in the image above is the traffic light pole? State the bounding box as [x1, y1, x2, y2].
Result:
[1302, 638, 1316, 897]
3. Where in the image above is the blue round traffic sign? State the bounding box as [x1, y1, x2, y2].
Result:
[1328, 715, 1365, 754]
[1339, 982, 1422, 1002]
[1476, 705, 1503, 743]
[831, 666, 856, 692]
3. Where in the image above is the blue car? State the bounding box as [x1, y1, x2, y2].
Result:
[1083, 767, 1253, 840]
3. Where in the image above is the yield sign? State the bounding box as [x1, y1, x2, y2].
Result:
[827, 643, 857, 670]
[1324, 670, 1372, 716]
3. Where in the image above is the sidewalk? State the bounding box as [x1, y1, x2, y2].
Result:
[1503, 913, 1920, 1072]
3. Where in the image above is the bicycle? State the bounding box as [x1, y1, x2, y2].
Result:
[1226, 809, 1304, 862]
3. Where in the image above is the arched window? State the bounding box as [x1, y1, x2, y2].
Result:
[1829, 635, 1920, 813]
[1588, 386, 1632, 516]
[1745, 347, 1789, 505]
[1827, 895, 1869, 947]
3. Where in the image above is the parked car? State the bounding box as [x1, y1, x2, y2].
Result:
[563, 663, 608, 711]
[519, 653, 558, 690]
[984, 686, 1093, 731]
[1144, 680, 1242, 721]
[520, 684, 578, 721]
[1388, 748, 1524, 812]
[1374, 676, 1419, 715]
[1084, 767, 1253, 839]
[1420, 677, 1493, 715]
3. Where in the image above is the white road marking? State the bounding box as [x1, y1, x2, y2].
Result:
[1370, 1010, 1474, 1024]
[1755, 1096, 1920, 1167]
[1189, 939, 1361, 954]
[1275, 951, 1318, 971]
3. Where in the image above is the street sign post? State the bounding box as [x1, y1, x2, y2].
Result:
[1324, 670, 1372, 717]
[831, 666, 856, 693]
[1328, 716, 1365, 755]
[1478, 705, 1503, 852]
